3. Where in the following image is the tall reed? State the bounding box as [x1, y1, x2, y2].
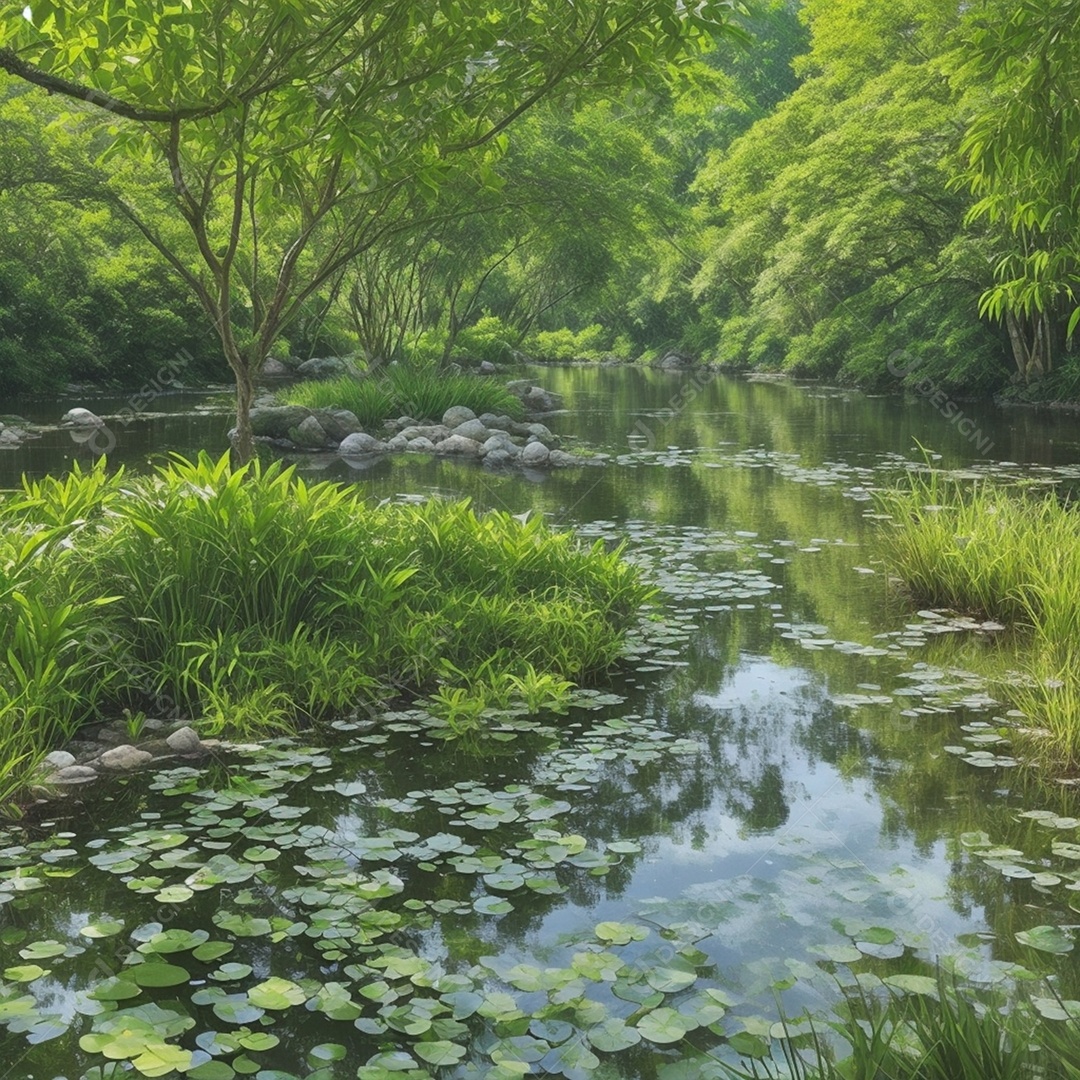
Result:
[877, 470, 1080, 772]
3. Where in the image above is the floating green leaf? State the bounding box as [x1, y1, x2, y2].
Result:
[247, 977, 307, 1010]
[1015, 926, 1074, 954]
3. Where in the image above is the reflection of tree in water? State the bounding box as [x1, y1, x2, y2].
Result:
[732, 763, 789, 834]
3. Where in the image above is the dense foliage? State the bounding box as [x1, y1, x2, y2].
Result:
[0, 453, 650, 803]
[1, 1, 1078, 402]
[0, 0, 738, 460]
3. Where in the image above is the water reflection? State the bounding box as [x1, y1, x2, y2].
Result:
[4, 368, 1080, 1076]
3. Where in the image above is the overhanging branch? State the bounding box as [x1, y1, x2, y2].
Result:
[0, 46, 224, 121]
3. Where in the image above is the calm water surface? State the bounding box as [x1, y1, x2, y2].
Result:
[3, 369, 1080, 1078]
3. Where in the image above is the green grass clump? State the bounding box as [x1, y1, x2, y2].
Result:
[282, 367, 525, 426]
[721, 975, 1080, 1079]
[0, 452, 651, 805]
[877, 469, 1080, 773]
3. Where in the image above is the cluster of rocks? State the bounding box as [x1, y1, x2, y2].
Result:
[251, 404, 367, 449]
[247, 381, 604, 467]
[338, 406, 602, 468]
[0, 419, 28, 448]
[37, 724, 213, 792]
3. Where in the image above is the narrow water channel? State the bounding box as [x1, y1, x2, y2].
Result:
[2, 369, 1079, 1078]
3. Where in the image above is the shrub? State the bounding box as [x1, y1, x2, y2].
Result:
[525, 324, 610, 361]
[450, 315, 518, 366]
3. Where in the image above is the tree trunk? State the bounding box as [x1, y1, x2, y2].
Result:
[231, 357, 257, 467]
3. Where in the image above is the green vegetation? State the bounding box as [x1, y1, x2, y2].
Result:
[0, 452, 650, 803]
[878, 470, 1080, 773]
[0, 1, 736, 460]
[282, 369, 524, 428]
[4, 2, 1077, 406]
[722, 975, 1080, 1079]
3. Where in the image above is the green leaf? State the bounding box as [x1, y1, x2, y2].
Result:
[1015, 925, 1074, 954]
[2, 964, 49, 982]
[636, 1007, 694, 1044]
[247, 977, 307, 1009]
[130, 962, 191, 988]
[587, 1017, 641, 1052]
[414, 1040, 466, 1066]
[81, 920, 125, 939]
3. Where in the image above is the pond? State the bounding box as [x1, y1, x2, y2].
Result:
[3, 367, 1080, 1079]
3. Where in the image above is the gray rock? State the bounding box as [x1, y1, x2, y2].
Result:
[657, 351, 694, 370]
[548, 449, 588, 468]
[60, 407, 105, 427]
[525, 422, 556, 444]
[51, 764, 99, 784]
[395, 416, 417, 429]
[99, 745, 154, 771]
[296, 356, 353, 379]
[408, 436, 436, 453]
[399, 425, 450, 442]
[478, 360, 497, 375]
[166, 726, 204, 755]
[251, 405, 312, 438]
[483, 448, 514, 467]
[312, 408, 363, 442]
[453, 418, 491, 442]
[436, 434, 483, 457]
[522, 386, 561, 412]
[480, 433, 515, 456]
[521, 441, 550, 466]
[442, 405, 477, 429]
[260, 356, 291, 377]
[339, 432, 388, 456]
[43, 750, 77, 770]
[484, 414, 517, 432]
[288, 415, 329, 449]
[386, 434, 409, 451]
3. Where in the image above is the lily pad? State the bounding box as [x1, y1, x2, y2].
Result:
[1015, 926, 1074, 954]
[636, 1007, 695, 1044]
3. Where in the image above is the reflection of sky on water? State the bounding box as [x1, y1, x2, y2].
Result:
[5, 367, 1080, 1075]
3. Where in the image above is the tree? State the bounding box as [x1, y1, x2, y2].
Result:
[0, 0, 738, 462]
[680, 0, 1008, 388]
[952, 0, 1080, 382]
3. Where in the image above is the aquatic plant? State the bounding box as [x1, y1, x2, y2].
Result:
[282, 367, 525, 426]
[878, 470, 1080, 773]
[721, 975, 1080, 1079]
[0, 452, 651, 801]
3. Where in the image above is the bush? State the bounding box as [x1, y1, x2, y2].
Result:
[450, 315, 518, 366]
[525, 324, 610, 361]
[0, 453, 651, 803]
[282, 367, 525, 423]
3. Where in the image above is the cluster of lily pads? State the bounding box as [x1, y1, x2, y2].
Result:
[4, 467, 1080, 1079]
